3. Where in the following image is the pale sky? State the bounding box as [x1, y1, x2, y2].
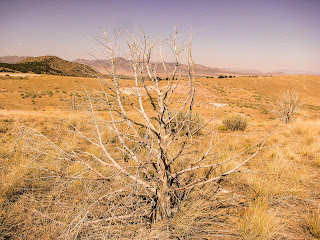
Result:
[0, 0, 319, 73]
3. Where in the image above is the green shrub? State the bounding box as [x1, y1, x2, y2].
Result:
[222, 113, 248, 131]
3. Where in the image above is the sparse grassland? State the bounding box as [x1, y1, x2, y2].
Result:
[0, 74, 319, 239]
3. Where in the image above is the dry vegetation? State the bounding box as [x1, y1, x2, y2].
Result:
[0, 34, 319, 239]
[0, 72, 319, 239]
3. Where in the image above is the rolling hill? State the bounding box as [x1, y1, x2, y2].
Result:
[0, 56, 96, 77]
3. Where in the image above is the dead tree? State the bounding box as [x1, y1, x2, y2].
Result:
[64, 91, 82, 112]
[20, 28, 275, 236]
[275, 90, 303, 123]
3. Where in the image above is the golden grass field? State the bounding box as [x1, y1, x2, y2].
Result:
[0, 73, 319, 239]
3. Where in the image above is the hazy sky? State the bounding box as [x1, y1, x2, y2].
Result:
[1, 0, 319, 72]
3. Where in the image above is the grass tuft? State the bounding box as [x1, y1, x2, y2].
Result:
[306, 211, 320, 239]
[238, 198, 278, 239]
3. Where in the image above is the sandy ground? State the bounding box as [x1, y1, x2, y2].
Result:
[0, 72, 41, 77]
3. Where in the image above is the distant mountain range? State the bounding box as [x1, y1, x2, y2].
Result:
[1, 55, 317, 77]
[0, 55, 31, 64]
[73, 57, 238, 76]
[0, 56, 96, 77]
[73, 58, 288, 76]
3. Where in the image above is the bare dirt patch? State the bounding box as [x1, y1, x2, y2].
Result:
[0, 72, 41, 77]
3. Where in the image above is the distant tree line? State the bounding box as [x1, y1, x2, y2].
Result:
[218, 75, 236, 78]
[205, 75, 236, 79]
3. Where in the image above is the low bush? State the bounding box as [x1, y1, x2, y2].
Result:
[222, 113, 248, 131]
[171, 111, 204, 136]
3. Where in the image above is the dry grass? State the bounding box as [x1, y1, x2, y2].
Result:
[0, 74, 319, 239]
[306, 211, 320, 239]
[238, 198, 278, 239]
